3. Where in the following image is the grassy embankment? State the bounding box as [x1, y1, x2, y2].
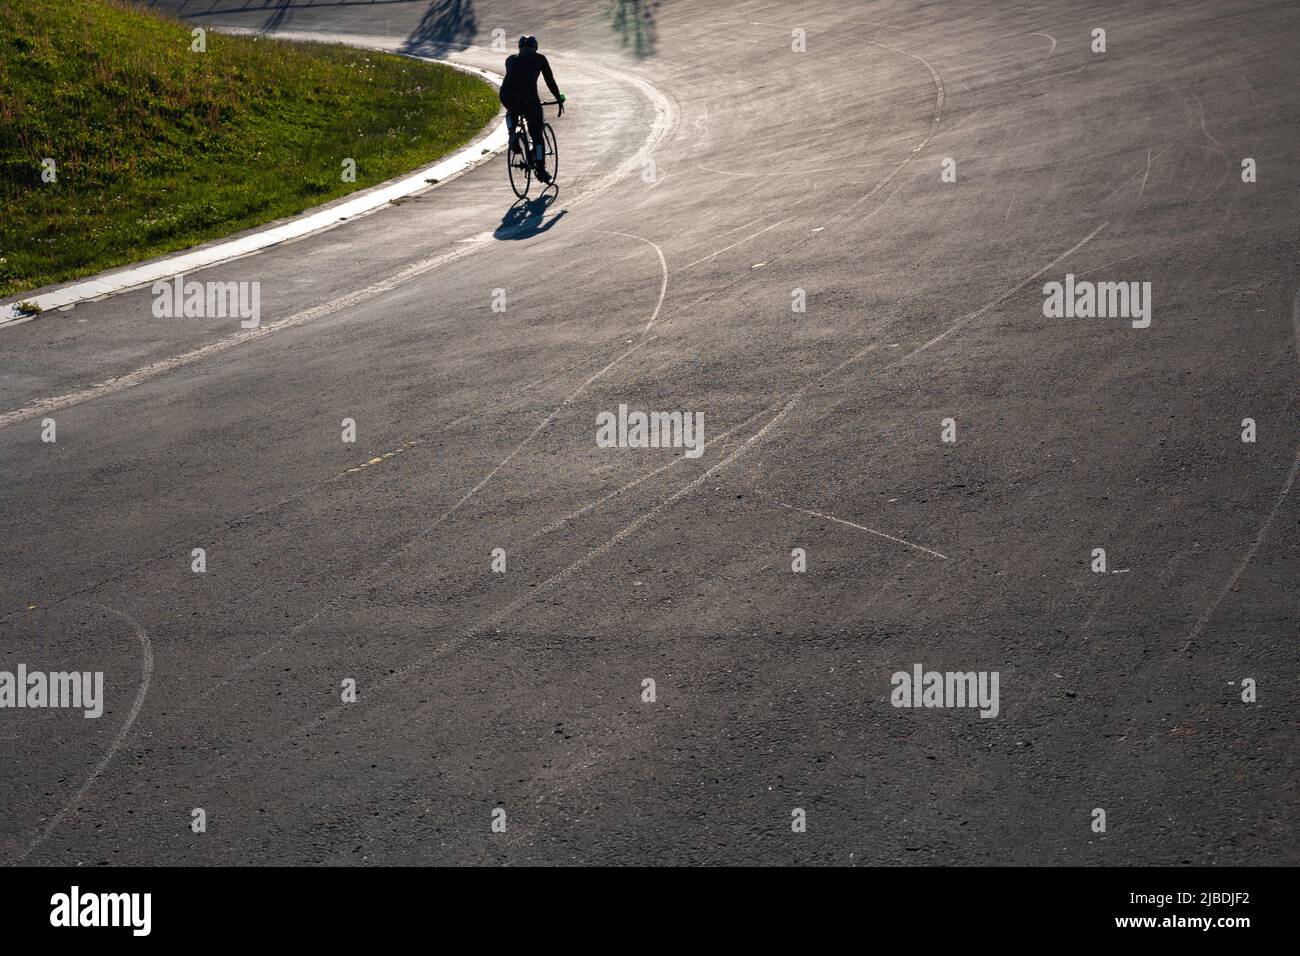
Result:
[0, 0, 500, 300]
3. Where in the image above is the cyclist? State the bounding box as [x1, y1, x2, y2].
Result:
[500, 34, 565, 184]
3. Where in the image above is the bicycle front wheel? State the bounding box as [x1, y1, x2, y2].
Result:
[543, 123, 558, 186]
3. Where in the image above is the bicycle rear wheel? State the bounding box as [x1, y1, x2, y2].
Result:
[508, 129, 531, 198]
[542, 123, 558, 186]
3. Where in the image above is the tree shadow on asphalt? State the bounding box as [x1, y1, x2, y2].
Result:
[159, 1, 454, 13]
[261, 0, 294, 34]
[400, 0, 478, 56]
[494, 191, 565, 240]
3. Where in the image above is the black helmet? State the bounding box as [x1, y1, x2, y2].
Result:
[518, 34, 538, 51]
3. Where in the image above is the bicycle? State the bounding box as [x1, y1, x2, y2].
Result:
[506, 100, 560, 198]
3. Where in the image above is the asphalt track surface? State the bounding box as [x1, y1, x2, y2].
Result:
[1, 0, 1296, 866]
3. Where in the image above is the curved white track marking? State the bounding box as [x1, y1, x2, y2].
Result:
[0, 49, 676, 431]
[1030, 32, 1057, 58]
[711, 30, 942, 286]
[865, 35, 945, 137]
[1193, 92, 1226, 149]
[1182, 289, 1300, 653]
[390, 234, 666, 523]
[562, 58, 679, 205]
[16, 605, 153, 864]
[684, 19, 944, 251]
[1181, 456, 1296, 653]
[1140, 148, 1154, 196]
[773, 501, 948, 559]
[599, 231, 668, 333]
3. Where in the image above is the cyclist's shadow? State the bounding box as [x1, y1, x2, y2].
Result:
[494, 189, 566, 240]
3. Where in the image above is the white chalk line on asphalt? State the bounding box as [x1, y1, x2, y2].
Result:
[676, 218, 791, 272]
[599, 232, 668, 332]
[896, 221, 1108, 362]
[15, 604, 153, 864]
[521, 407, 773, 546]
[1030, 32, 1058, 58]
[1101, 145, 1173, 204]
[425, 338, 655, 533]
[772, 501, 949, 559]
[642, 30, 943, 340]
[1192, 91, 1227, 150]
[674, 212, 783, 254]
[1181, 288, 1300, 653]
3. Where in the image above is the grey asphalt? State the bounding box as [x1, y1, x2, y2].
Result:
[1, 0, 1296, 865]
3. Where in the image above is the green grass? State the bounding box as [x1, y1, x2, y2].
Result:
[0, 0, 500, 298]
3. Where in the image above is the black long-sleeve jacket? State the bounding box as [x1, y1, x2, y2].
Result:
[500, 50, 562, 104]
